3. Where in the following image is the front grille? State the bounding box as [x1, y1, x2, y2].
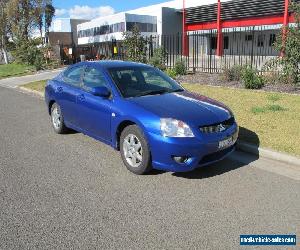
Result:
[199, 117, 235, 134]
[199, 146, 235, 165]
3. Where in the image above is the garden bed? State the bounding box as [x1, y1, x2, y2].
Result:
[177, 72, 300, 94]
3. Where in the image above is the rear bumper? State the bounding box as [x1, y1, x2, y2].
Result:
[147, 125, 238, 172]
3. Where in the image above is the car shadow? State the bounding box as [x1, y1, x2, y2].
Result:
[238, 126, 260, 148]
[168, 127, 259, 179]
[65, 129, 79, 135]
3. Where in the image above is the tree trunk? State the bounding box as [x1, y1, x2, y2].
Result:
[40, 28, 43, 45]
[2, 48, 8, 64]
[1, 35, 8, 64]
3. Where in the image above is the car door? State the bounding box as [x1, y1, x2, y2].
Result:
[76, 66, 112, 142]
[59, 66, 85, 127]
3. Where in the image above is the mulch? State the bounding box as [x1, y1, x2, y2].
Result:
[177, 73, 300, 95]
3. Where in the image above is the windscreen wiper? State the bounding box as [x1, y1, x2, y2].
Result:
[136, 90, 169, 97]
[171, 89, 184, 93]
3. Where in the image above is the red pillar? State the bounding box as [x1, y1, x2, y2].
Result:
[216, 0, 223, 56]
[281, 0, 289, 56]
[182, 0, 189, 56]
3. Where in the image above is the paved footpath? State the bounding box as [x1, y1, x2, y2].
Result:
[0, 69, 63, 88]
[0, 86, 299, 249]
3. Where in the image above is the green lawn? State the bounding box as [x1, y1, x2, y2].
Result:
[0, 63, 35, 79]
[21, 80, 300, 156]
[21, 80, 47, 93]
[183, 84, 300, 156]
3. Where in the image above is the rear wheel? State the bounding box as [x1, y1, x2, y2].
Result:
[51, 103, 68, 134]
[120, 125, 152, 175]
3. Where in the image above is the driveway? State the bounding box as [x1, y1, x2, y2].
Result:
[0, 69, 63, 88]
[0, 87, 299, 249]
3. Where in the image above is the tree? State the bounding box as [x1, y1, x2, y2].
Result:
[5, 0, 36, 41]
[35, 0, 44, 43]
[1, 0, 56, 68]
[0, 0, 9, 63]
[122, 25, 147, 63]
[266, 2, 300, 85]
[44, 2, 55, 44]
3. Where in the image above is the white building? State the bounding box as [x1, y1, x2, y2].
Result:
[76, 0, 224, 46]
[77, 13, 157, 45]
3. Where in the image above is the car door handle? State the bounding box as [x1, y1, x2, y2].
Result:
[57, 87, 63, 93]
[77, 94, 85, 102]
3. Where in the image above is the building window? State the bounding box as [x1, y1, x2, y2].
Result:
[126, 22, 157, 32]
[257, 35, 264, 47]
[269, 34, 276, 46]
[78, 22, 126, 38]
[100, 25, 109, 35]
[126, 22, 135, 31]
[245, 34, 253, 41]
[223, 36, 229, 50]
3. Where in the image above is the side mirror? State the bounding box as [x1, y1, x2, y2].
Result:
[90, 86, 111, 98]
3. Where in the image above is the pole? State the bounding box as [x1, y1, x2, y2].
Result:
[182, 0, 188, 56]
[216, 0, 223, 57]
[281, 0, 289, 57]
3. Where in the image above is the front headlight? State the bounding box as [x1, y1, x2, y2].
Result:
[160, 118, 194, 137]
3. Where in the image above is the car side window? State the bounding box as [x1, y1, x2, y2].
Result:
[82, 67, 108, 92]
[64, 66, 84, 87]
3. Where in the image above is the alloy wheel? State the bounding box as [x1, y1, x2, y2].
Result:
[51, 106, 61, 130]
[123, 134, 143, 168]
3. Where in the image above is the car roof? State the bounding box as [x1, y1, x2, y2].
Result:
[77, 60, 153, 70]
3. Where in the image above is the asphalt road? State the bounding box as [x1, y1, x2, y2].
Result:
[0, 87, 299, 250]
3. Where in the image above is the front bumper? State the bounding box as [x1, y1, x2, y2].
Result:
[147, 124, 238, 172]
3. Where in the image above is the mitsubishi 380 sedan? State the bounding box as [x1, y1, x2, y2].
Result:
[45, 61, 238, 175]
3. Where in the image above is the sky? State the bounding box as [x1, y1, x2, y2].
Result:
[52, 0, 170, 20]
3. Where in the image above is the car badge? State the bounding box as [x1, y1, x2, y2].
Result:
[218, 124, 226, 132]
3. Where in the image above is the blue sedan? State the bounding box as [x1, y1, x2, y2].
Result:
[45, 61, 238, 174]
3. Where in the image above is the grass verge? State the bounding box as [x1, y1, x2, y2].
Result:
[0, 63, 36, 79]
[21, 80, 47, 93]
[183, 84, 300, 157]
[21, 80, 300, 156]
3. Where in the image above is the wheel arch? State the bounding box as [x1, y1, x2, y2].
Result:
[115, 120, 136, 150]
[48, 100, 56, 115]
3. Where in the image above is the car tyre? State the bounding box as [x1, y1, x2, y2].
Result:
[120, 125, 152, 175]
[51, 103, 68, 134]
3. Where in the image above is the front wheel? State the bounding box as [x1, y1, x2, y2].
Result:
[120, 125, 152, 175]
[50, 103, 68, 134]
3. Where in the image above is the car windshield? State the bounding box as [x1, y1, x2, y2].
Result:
[108, 66, 184, 98]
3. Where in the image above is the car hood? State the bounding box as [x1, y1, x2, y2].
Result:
[130, 91, 232, 126]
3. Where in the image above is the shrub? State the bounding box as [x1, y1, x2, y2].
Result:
[263, 2, 300, 85]
[165, 68, 177, 79]
[222, 65, 244, 81]
[149, 47, 167, 70]
[12, 38, 45, 70]
[241, 66, 264, 89]
[261, 71, 281, 85]
[174, 59, 186, 76]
